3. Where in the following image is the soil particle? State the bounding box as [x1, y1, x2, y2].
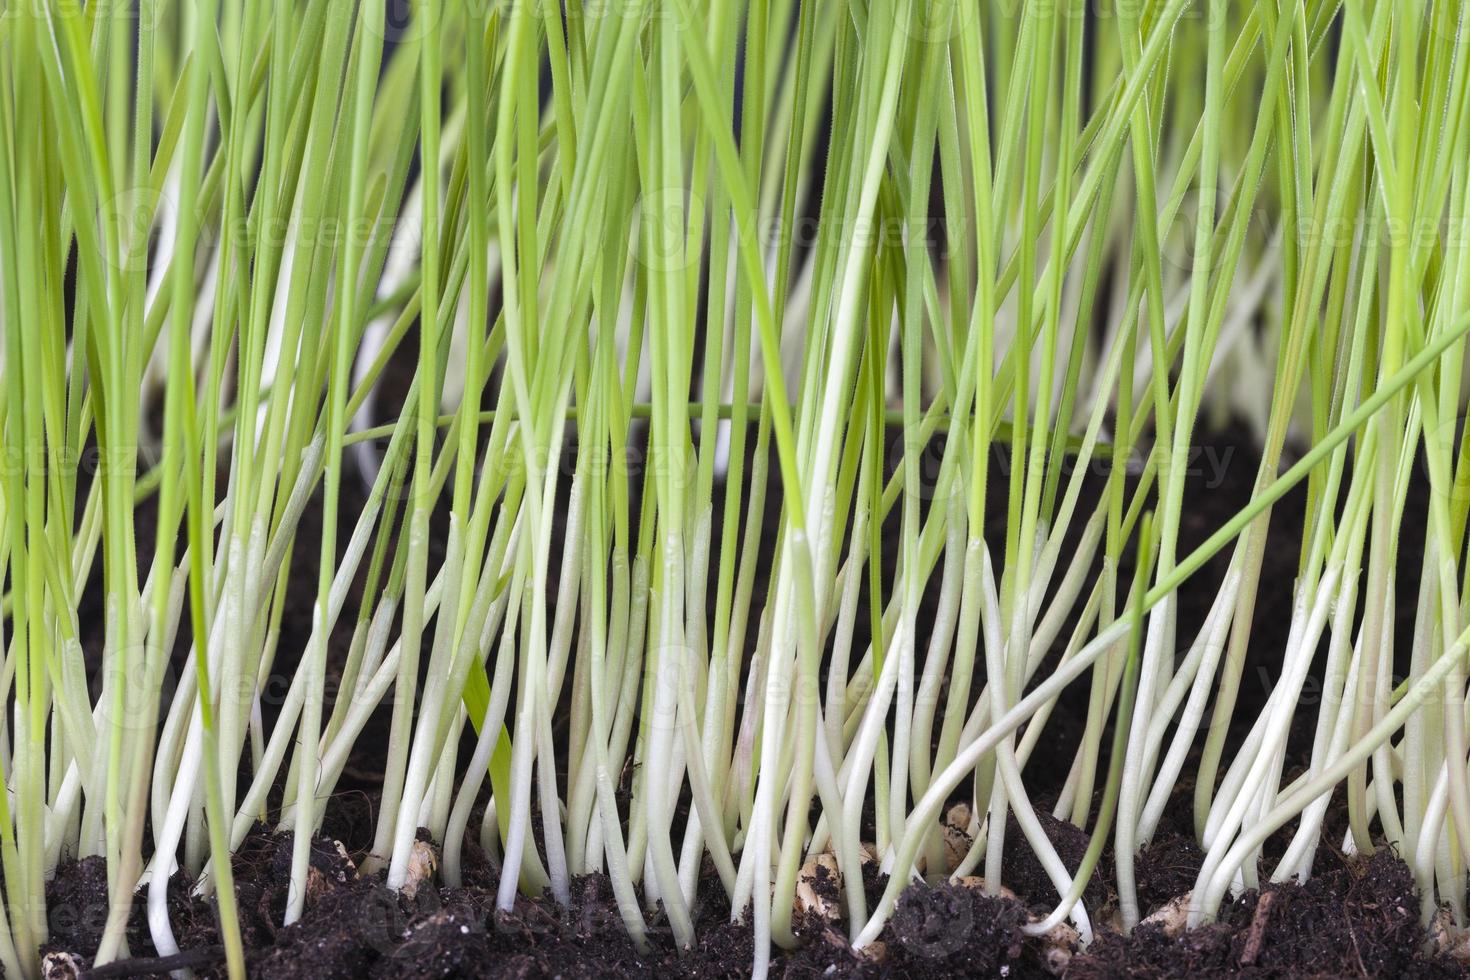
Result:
[376, 905, 497, 980]
[1002, 809, 1113, 914]
[43, 856, 112, 957]
[1132, 829, 1206, 921]
[252, 878, 397, 979]
[879, 881, 1045, 978]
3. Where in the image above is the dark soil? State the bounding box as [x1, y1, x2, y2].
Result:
[884, 883, 1038, 977]
[44, 826, 1470, 979]
[1002, 807, 1113, 914]
[1071, 849, 1464, 980]
[36, 429, 1470, 977]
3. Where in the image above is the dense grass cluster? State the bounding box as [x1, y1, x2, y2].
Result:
[4, 0, 1470, 976]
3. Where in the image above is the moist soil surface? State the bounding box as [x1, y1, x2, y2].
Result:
[37, 429, 1470, 978]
